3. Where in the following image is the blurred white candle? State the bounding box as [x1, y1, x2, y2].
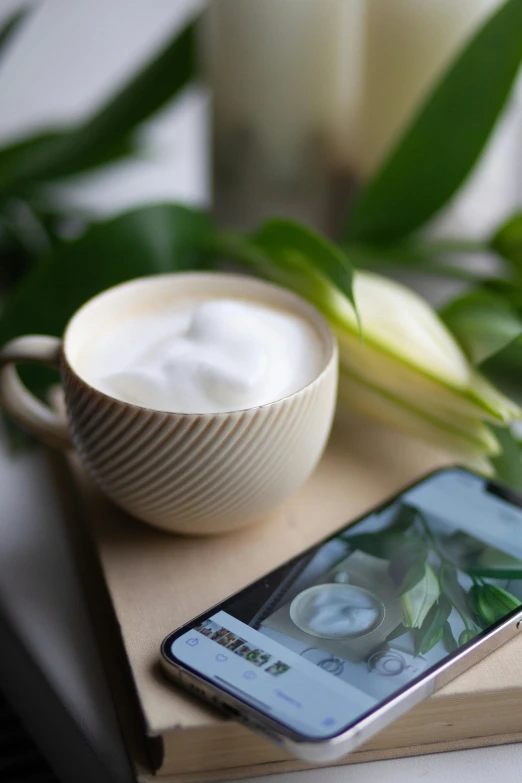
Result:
[203, 0, 363, 179]
[204, 0, 515, 233]
[202, 0, 364, 230]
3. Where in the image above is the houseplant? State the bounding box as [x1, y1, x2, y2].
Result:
[1, 1, 522, 485]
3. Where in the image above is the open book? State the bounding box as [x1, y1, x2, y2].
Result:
[60, 415, 522, 782]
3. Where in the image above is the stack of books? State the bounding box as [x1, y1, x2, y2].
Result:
[60, 416, 522, 781]
[3, 413, 522, 782]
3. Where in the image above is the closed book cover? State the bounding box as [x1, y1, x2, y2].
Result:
[61, 414, 522, 782]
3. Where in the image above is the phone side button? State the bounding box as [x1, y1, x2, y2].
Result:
[517, 619, 522, 630]
[220, 702, 241, 718]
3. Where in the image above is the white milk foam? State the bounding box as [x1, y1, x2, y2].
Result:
[299, 589, 379, 637]
[89, 298, 323, 413]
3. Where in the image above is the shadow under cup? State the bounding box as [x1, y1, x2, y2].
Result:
[0, 273, 338, 535]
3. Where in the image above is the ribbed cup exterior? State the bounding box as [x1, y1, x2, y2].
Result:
[62, 355, 337, 535]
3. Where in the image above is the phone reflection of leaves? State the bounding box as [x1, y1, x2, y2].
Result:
[389, 537, 429, 593]
[341, 503, 417, 559]
[458, 628, 478, 646]
[469, 584, 521, 626]
[437, 530, 485, 567]
[415, 595, 452, 656]
[440, 564, 472, 618]
[469, 567, 522, 580]
[441, 532, 522, 580]
[401, 564, 439, 629]
[384, 623, 410, 644]
[442, 621, 458, 654]
[342, 503, 521, 659]
[467, 546, 522, 580]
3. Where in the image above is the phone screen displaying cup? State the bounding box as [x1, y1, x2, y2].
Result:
[164, 468, 522, 739]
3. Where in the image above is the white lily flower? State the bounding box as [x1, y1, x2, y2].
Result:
[337, 369, 499, 468]
[333, 272, 521, 423]
[301, 270, 521, 467]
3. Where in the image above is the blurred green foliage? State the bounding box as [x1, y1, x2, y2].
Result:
[1, 1, 522, 485]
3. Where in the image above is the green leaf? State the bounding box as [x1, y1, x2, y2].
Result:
[388, 503, 419, 534]
[416, 595, 452, 656]
[0, 132, 135, 193]
[469, 568, 522, 580]
[486, 584, 521, 612]
[480, 338, 522, 406]
[388, 536, 428, 590]
[0, 6, 30, 63]
[458, 629, 478, 646]
[251, 219, 358, 321]
[342, 504, 418, 559]
[401, 563, 440, 627]
[468, 584, 519, 626]
[0, 18, 197, 192]
[439, 563, 472, 619]
[346, 0, 522, 243]
[345, 238, 492, 283]
[442, 621, 458, 654]
[384, 623, 410, 644]
[491, 212, 522, 269]
[343, 532, 394, 559]
[0, 204, 215, 346]
[482, 278, 522, 313]
[396, 561, 428, 598]
[468, 562, 522, 579]
[490, 425, 522, 491]
[441, 290, 522, 365]
[469, 584, 520, 627]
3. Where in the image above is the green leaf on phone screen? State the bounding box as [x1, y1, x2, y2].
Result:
[384, 623, 410, 644]
[442, 621, 458, 654]
[396, 561, 428, 598]
[346, 0, 522, 243]
[466, 537, 522, 580]
[416, 595, 452, 656]
[439, 563, 472, 618]
[342, 503, 418, 559]
[388, 537, 428, 590]
[469, 584, 521, 626]
[458, 629, 478, 646]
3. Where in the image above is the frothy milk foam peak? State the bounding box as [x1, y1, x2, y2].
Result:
[89, 298, 324, 414]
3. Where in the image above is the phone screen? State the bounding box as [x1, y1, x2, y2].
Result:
[163, 468, 522, 740]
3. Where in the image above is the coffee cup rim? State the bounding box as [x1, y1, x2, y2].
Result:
[61, 271, 338, 417]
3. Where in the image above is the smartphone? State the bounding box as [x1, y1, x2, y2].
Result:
[161, 467, 522, 763]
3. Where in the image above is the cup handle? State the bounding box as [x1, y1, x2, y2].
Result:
[0, 335, 71, 449]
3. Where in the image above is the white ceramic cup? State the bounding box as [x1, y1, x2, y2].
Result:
[0, 273, 338, 535]
[290, 583, 386, 640]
